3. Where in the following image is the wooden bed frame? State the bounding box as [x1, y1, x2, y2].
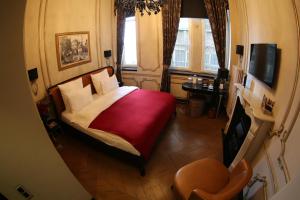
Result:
[47, 66, 146, 176]
[48, 66, 114, 118]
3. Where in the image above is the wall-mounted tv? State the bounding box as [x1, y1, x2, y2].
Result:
[249, 43, 277, 88]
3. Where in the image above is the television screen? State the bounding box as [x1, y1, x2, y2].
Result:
[249, 44, 277, 88]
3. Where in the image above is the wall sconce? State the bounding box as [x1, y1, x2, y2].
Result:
[28, 68, 38, 81]
[236, 45, 244, 56]
[27, 67, 38, 96]
[104, 50, 112, 67]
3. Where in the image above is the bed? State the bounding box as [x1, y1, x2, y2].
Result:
[48, 67, 176, 175]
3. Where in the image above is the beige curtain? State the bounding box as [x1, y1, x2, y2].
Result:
[226, 65, 244, 115]
[160, 0, 182, 92]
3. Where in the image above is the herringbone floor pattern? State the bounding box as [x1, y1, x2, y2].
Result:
[56, 104, 227, 200]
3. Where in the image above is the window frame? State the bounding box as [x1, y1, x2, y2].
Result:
[170, 18, 220, 75]
[122, 16, 138, 69]
[171, 18, 192, 71]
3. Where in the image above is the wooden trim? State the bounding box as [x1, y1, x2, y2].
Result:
[122, 77, 139, 87]
[48, 66, 114, 90]
[47, 66, 114, 118]
[122, 72, 161, 78]
[140, 78, 160, 90]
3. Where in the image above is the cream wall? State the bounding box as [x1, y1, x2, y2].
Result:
[228, 0, 300, 198]
[99, 0, 115, 67]
[0, 1, 91, 199]
[122, 13, 163, 90]
[122, 16, 210, 95]
[24, 0, 115, 102]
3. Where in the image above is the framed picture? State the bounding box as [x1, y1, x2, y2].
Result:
[55, 31, 91, 71]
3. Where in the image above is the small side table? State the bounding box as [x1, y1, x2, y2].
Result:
[36, 97, 63, 147]
[44, 118, 63, 146]
[118, 81, 124, 87]
[182, 82, 227, 117]
[216, 89, 227, 118]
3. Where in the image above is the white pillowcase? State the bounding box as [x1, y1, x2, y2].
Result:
[91, 70, 110, 95]
[58, 78, 83, 112]
[101, 75, 119, 95]
[65, 85, 93, 113]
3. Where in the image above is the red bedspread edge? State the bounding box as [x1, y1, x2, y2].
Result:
[88, 89, 176, 160]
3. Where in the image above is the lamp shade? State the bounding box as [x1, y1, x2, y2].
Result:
[104, 50, 112, 58]
[28, 68, 38, 81]
[236, 45, 244, 55]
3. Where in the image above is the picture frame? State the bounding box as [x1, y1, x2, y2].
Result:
[55, 31, 91, 71]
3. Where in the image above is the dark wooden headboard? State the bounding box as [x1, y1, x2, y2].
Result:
[48, 66, 114, 118]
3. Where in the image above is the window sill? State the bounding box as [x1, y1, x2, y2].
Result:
[169, 68, 217, 78]
[122, 66, 137, 72]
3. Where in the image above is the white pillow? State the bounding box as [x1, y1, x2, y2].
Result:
[58, 78, 83, 112]
[65, 85, 93, 113]
[100, 75, 119, 94]
[91, 70, 110, 95]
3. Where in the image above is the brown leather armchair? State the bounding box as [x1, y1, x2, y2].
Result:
[173, 158, 252, 200]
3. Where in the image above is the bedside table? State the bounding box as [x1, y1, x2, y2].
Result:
[36, 97, 63, 146]
[119, 81, 124, 87]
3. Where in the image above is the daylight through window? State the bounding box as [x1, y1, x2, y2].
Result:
[203, 19, 219, 71]
[123, 17, 137, 66]
[171, 18, 219, 72]
[171, 18, 190, 68]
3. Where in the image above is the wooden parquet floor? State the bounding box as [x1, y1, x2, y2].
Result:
[56, 104, 228, 200]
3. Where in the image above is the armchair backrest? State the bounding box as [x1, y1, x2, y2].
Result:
[217, 159, 252, 200]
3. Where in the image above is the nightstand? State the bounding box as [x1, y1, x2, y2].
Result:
[119, 81, 124, 87]
[36, 97, 63, 146]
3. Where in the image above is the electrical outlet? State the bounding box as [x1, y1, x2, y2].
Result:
[16, 185, 33, 199]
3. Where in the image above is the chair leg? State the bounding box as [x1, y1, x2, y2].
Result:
[138, 156, 146, 176]
[139, 166, 146, 176]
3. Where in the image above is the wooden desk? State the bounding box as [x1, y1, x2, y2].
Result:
[182, 82, 227, 117]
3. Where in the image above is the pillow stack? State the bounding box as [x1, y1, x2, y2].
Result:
[58, 78, 84, 112]
[91, 70, 119, 95]
[58, 70, 120, 113]
[65, 85, 93, 113]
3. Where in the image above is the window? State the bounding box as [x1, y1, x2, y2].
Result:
[203, 19, 219, 71]
[122, 17, 137, 66]
[171, 18, 190, 68]
[171, 18, 219, 73]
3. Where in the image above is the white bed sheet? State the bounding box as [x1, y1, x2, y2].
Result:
[61, 86, 140, 156]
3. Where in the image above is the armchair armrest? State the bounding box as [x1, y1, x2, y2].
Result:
[188, 188, 214, 200]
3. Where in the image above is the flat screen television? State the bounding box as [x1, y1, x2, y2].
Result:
[249, 43, 277, 88]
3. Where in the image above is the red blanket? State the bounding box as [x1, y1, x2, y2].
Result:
[88, 89, 176, 160]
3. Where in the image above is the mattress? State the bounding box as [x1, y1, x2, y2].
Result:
[61, 86, 141, 156]
[89, 89, 176, 160]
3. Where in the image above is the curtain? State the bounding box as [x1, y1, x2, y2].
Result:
[116, 11, 126, 82]
[115, 1, 135, 82]
[203, 0, 229, 69]
[226, 65, 243, 116]
[160, 0, 182, 92]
